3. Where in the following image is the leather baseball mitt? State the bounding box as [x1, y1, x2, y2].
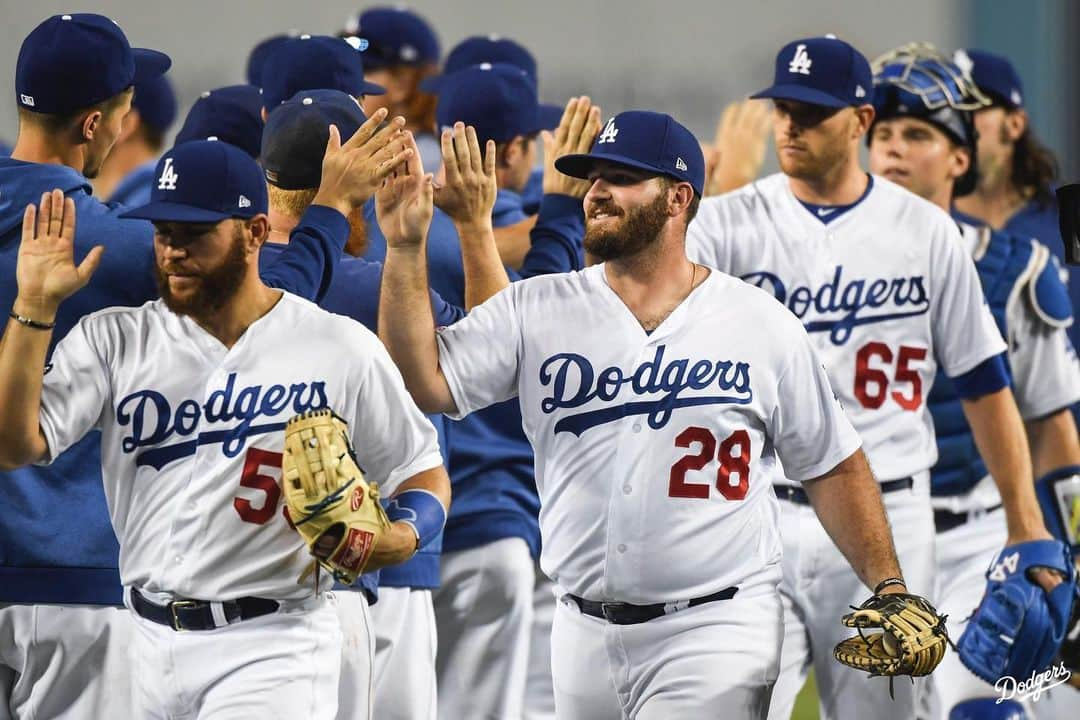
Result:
[281, 409, 390, 584]
[834, 592, 950, 683]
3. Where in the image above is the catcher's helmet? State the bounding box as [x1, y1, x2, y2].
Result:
[869, 43, 990, 196]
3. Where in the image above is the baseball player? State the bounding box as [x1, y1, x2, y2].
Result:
[174, 85, 266, 160]
[0, 16, 417, 718]
[867, 44, 1080, 720]
[685, 36, 1062, 720]
[951, 49, 1080, 362]
[341, 6, 443, 172]
[376, 108, 934, 719]
[259, 88, 509, 720]
[95, 74, 177, 206]
[395, 74, 593, 719]
[0, 134, 449, 718]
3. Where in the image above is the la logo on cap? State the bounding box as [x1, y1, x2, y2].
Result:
[598, 118, 619, 144]
[788, 43, 812, 75]
[157, 158, 179, 191]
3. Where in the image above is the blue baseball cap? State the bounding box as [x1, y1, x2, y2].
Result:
[120, 140, 268, 223]
[262, 90, 368, 190]
[343, 7, 439, 69]
[422, 35, 537, 92]
[16, 13, 171, 115]
[261, 35, 386, 109]
[435, 63, 547, 146]
[133, 75, 177, 133]
[419, 34, 562, 130]
[954, 49, 1024, 109]
[245, 31, 300, 88]
[752, 36, 872, 109]
[175, 85, 266, 159]
[555, 111, 705, 196]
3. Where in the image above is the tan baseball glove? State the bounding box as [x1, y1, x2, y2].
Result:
[281, 409, 390, 584]
[833, 592, 950, 689]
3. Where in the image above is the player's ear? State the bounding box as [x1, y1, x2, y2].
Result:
[853, 105, 875, 140]
[669, 181, 694, 218]
[247, 215, 270, 251]
[951, 146, 972, 182]
[80, 110, 103, 143]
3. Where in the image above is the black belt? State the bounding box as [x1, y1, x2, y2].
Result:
[773, 476, 913, 506]
[568, 586, 739, 625]
[934, 503, 1003, 533]
[131, 587, 280, 632]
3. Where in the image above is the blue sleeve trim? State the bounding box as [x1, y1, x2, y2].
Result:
[259, 204, 348, 301]
[430, 288, 465, 327]
[951, 353, 1011, 399]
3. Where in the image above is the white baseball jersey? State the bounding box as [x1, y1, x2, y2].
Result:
[686, 174, 1007, 484]
[37, 293, 442, 602]
[936, 222, 1080, 513]
[435, 265, 861, 603]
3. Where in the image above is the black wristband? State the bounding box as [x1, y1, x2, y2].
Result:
[9, 311, 56, 330]
[873, 577, 907, 595]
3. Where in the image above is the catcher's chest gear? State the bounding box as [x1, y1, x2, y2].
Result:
[833, 591, 950, 696]
[281, 409, 390, 585]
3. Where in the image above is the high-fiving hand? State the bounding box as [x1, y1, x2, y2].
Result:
[434, 122, 497, 228]
[543, 96, 603, 198]
[313, 108, 414, 217]
[375, 132, 434, 249]
[16, 189, 100, 320]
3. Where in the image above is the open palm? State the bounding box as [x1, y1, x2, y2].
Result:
[375, 135, 434, 248]
[17, 189, 102, 310]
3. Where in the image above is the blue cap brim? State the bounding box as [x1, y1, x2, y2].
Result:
[120, 201, 232, 223]
[556, 152, 669, 182]
[132, 48, 173, 84]
[750, 84, 849, 108]
[538, 103, 562, 130]
[359, 79, 387, 97]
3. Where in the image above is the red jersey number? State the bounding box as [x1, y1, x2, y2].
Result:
[668, 427, 751, 501]
[234, 447, 283, 525]
[853, 342, 928, 411]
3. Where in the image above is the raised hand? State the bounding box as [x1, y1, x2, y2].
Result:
[375, 132, 434, 249]
[704, 99, 771, 196]
[542, 96, 603, 198]
[312, 108, 414, 217]
[16, 189, 101, 319]
[433, 122, 497, 228]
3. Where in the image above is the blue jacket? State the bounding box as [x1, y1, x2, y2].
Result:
[0, 158, 347, 605]
[259, 242, 463, 595]
[108, 159, 158, 208]
[364, 192, 584, 559]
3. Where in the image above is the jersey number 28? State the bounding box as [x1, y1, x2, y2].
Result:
[668, 426, 751, 500]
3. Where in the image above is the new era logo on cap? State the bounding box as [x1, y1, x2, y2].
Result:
[238, 195, 251, 208]
[675, 157, 688, 171]
[788, 43, 812, 75]
[19, 94, 34, 107]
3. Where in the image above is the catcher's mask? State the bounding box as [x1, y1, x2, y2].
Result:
[869, 43, 990, 197]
